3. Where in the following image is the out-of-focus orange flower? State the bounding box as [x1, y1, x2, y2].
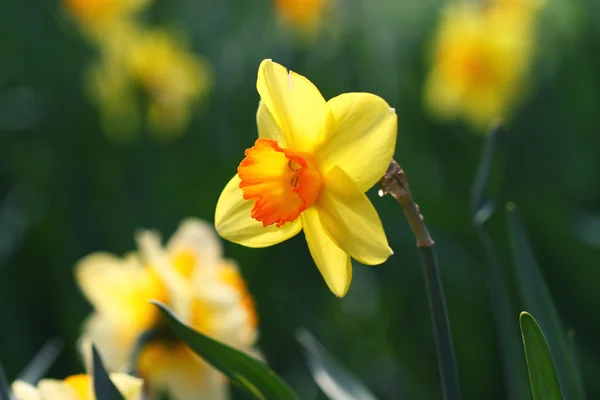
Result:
[274, 0, 330, 36]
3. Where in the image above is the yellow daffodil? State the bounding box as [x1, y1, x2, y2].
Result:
[76, 219, 258, 400]
[425, 0, 543, 129]
[11, 373, 142, 400]
[215, 59, 397, 297]
[274, 0, 330, 35]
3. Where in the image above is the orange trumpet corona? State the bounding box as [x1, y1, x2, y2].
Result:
[238, 138, 322, 228]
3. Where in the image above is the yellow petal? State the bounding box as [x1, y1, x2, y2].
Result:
[37, 380, 79, 400]
[109, 373, 144, 400]
[257, 100, 288, 147]
[215, 174, 302, 248]
[317, 93, 397, 192]
[75, 252, 159, 328]
[11, 381, 41, 400]
[256, 59, 333, 152]
[136, 230, 193, 324]
[301, 207, 352, 297]
[81, 315, 137, 372]
[167, 218, 222, 272]
[317, 166, 393, 265]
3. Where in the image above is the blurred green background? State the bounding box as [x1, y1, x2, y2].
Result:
[1, 0, 599, 399]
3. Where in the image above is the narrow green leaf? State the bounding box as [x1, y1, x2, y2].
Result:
[520, 312, 563, 400]
[507, 204, 585, 400]
[296, 329, 378, 400]
[0, 363, 11, 400]
[17, 338, 63, 384]
[469, 123, 503, 218]
[92, 345, 125, 400]
[152, 301, 298, 400]
[470, 124, 531, 400]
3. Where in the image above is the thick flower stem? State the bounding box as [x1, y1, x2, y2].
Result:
[380, 161, 462, 400]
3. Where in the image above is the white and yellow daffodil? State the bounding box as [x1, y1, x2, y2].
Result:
[11, 373, 143, 400]
[76, 219, 258, 400]
[215, 59, 397, 297]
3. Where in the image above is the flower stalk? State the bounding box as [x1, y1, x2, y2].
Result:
[380, 160, 461, 400]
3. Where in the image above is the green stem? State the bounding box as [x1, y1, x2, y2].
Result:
[419, 245, 462, 400]
[380, 161, 461, 400]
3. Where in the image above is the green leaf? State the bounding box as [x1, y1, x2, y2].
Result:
[17, 338, 63, 384]
[520, 312, 563, 400]
[296, 329, 378, 400]
[152, 301, 298, 400]
[0, 363, 12, 400]
[470, 124, 531, 400]
[507, 204, 586, 400]
[92, 345, 126, 400]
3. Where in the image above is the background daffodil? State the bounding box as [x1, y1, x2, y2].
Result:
[215, 59, 397, 297]
[424, 0, 544, 129]
[11, 373, 143, 400]
[76, 219, 258, 400]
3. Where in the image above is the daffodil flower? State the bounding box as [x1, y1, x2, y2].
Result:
[424, 0, 543, 129]
[11, 373, 143, 400]
[76, 219, 258, 400]
[215, 59, 397, 297]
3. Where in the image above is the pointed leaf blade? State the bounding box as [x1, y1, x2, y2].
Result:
[520, 312, 563, 400]
[296, 329, 378, 400]
[0, 363, 11, 400]
[92, 345, 125, 400]
[152, 301, 298, 400]
[507, 204, 585, 400]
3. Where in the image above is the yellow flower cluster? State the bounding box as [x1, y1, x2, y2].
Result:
[63, 0, 211, 140]
[75, 219, 259, 400]
[425, 0, 544, 129]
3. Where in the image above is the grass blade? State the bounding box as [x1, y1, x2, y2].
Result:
[520, 312, 563, 400]
[296, 329, 378, 400]
[92, 345, 125, 400]
[470, 124, 531, 400]
[17, 339, 62, 385]
[152, 301, 298, 400]
[0, 363, 11, 400]
[507, 204, 585, 400]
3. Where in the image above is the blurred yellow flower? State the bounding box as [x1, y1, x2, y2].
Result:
[76, 219, 258, 400]
[215, 59, 396, 297]
[11, 373, 143, 400]
[128, 30, 212, 138]
[274, 0, 330, 35]
[86, 27, 212, 140]
[424, 0, 544, 129]
[63, 0, 150, 39]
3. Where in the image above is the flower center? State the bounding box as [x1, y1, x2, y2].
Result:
[238, 138, 322, 227]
